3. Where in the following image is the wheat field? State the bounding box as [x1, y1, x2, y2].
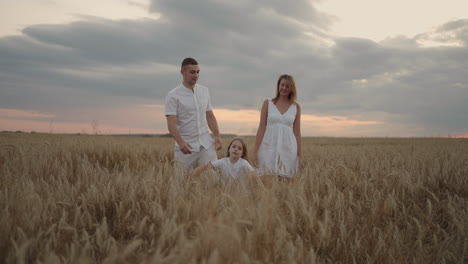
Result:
[0, 132, 467, 263]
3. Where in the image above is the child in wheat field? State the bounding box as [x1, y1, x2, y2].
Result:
[188, 138, 263, 185]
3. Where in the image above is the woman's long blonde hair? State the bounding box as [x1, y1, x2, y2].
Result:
[272, 74, 297, 104]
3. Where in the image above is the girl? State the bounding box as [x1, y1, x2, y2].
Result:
[189, 138, 261, 184]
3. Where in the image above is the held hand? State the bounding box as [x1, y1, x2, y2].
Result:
[298, 156, 304, 171]
[214, 137, 223, 151]
[252, 153, 258, 168]
[179, 141, 193, 154]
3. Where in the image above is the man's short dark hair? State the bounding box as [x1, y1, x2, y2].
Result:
[181, 57, 198, 68]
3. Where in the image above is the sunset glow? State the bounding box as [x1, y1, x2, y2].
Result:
[1, 106, 387, 136]
[0, 108, 55, 119]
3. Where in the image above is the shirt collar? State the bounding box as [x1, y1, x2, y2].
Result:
[179, 83, 196, 93]
[228, 157, 241, 166]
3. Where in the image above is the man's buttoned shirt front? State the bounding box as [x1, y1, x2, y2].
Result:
[165, 83, 214, 151]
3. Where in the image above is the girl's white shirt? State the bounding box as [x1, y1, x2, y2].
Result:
[210, 157, 254, 180]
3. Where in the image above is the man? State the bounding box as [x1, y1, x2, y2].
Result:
[165, 57, 223, 173]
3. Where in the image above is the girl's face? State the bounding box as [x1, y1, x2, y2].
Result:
[228, 140, 244, 159]
[278, 79, 291, 97]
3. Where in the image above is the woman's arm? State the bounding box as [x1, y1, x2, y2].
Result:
[293, 104, 302, 168]
[252, 99, 269, 167]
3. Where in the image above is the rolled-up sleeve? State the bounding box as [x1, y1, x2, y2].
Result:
[206, 91, 212, 112]
[165, 93, 178, 116]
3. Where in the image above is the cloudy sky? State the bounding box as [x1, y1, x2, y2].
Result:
[1, 0, 467, 137]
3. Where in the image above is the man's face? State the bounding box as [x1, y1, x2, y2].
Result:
[181, 64, 200, 87]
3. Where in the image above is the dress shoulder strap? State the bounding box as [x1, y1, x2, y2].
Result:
[290, 102, 298, 115]
[263, 98, 271, 112]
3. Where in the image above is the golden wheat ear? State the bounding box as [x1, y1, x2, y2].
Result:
[1, 134, 466, 263]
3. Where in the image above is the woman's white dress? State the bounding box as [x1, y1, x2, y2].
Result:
[257, 99, 298, 177]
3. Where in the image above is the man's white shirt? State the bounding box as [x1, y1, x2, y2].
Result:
[165, 83, 214, 151]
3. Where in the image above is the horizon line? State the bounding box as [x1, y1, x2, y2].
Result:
[1, 130, 467, 139]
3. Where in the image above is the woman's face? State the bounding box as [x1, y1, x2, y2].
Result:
[278, 79, 291, 97]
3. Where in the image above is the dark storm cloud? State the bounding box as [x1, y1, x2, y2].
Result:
[300, 34, 468, 135]
[1, 0, 332, 109]
[0, 0, 467, 136]
[416, 18, 468, 45]
[0, 19, 178, 111]
[22, 18, 180, 64]
[149, 0, 330, 28]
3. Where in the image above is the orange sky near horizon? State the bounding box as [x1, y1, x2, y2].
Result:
[0, 106, 384, 136]
[1, 107, 467, 137]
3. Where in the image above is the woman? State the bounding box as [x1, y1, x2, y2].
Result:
[253, 74, 302, 178]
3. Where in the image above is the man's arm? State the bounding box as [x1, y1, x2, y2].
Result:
[206, 110, 223, 151]
[166, 115, 192, 154]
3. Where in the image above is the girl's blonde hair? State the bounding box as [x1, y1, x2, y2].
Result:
[272, 74, 297, 104]
[226, 138, 248, 159]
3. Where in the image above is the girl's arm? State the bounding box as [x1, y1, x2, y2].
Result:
[293, 104, 302, 168]
[248, 172, 265, 189]
[188, 163, 214, 178]
[243, 160, 266, 189]
[252, 99, 269, 167]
